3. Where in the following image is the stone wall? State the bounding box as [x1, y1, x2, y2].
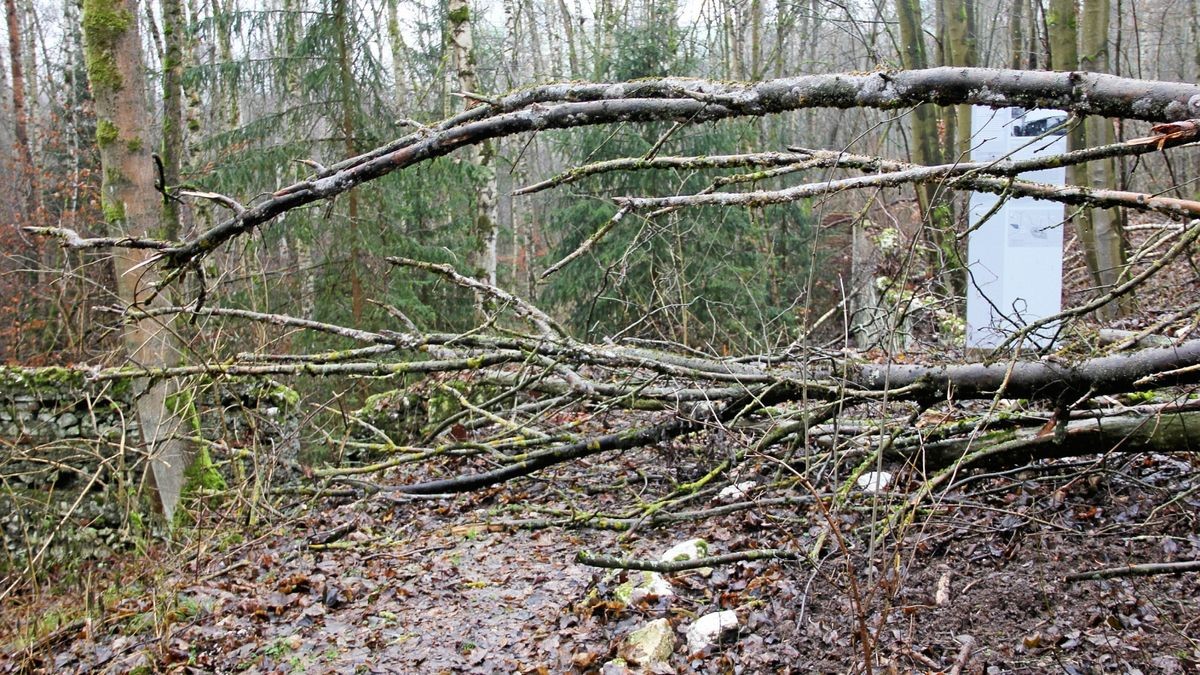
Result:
[0, 368, 300, 570]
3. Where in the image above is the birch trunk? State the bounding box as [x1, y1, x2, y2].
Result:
[449, 0, 499, 287]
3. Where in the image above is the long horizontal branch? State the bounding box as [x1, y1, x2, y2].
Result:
[897, 409, 1200, 470]
[98, 68, 1200, 268]
[14, 322, 1200, 406]
[576, 548, 802, 572]
[1065, 559, 1200, 582]
[519, 128, 1199, 197]
[851, 339, 1200, 402]
[26, 227, 173, 250]
[618, 149, 1200, 219]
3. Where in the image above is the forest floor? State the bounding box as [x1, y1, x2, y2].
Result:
[0, 431, 1198, 674]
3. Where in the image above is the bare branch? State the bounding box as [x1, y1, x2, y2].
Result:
[25, 227, 173, 250]
[576, 548, 804, 572]
[617, 144, 1200, 220]
[1066, 559, 1200, 582]
[387, 257, 566, 338]
[145, 69, 1200, 269]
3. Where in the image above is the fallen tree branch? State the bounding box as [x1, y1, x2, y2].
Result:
[388, 256, 567, 338]
[576, 548, 803, 572]
[892, 409, 1200, 471]
[25, 227, 173, 251]
[41, 69, 1198, 269]
[521, 129, 1200, 198]
[851, 339, 1200, 402]
[618, 154, 1200, 221]
[1065, 559, 1200, 582]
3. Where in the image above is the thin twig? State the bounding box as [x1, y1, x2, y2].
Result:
[575, 548, 803, 572]
[1065, 559, 1200, 581]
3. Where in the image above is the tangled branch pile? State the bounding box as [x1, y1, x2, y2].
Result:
[20, 67, 1200, 550]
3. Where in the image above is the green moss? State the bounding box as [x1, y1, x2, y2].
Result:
[107, 376, 134, 399]
[126, 137, 143, 152]
[427, 382, 468, 420]
[95, 119, 119, 147]
[182, 446, 225, 492]
[102, 199, 126, 224]
[81, 0, 133, 93]
[165, 387, 202, 435]
[173, 445, 226, 528]
[0, 366, 88, 390]
[362, 389, 404, 412]
[266, 382, 300, 410]
[447, 5, 469, 23]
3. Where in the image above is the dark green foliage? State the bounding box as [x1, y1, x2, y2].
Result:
[174, 0, 816, 357]
[182, 0, 486, 351]
[539, 122, 816, 352]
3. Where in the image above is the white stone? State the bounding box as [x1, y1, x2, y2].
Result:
[856, 471, 893, 493]
[660, 538, 708, 563]
[614, 571, 675, 605]
[685, 610, 739, 653]
[620, 618, 675, 665]
[717, 481, 757, 503]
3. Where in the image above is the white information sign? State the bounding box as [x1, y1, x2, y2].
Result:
[965, 106, 1069, 349]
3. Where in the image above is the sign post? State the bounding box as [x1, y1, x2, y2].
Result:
[965, 106, 1069, 349]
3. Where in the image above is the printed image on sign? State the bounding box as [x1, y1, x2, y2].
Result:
[1007, 207, 1062, 248]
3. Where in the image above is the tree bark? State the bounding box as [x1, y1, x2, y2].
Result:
[81, 0, 192, 521]
[5, 0, 29, 172]
[448, 0, 499, 287]
[160, 0, 184, 239]
[1009, 0, 1026, 69]
[1080, 0, 1129, 316]
[1049, 0, 1127, 314]
[333, 0, 364, 323]
[896, 0, 961, 295]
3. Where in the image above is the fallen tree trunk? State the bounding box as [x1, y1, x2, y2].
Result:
[851, 339, 1200, 403]
[47, 68, 1198, 270]
[894, 408, 1200, 471]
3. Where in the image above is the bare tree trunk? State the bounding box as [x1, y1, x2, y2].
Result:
[1010, 0, 1025, 68]
[1049, 0, 1129, 316]
[749, 0, 763, 79]
[946, 0, 976, 158]
[1080, 0, 1129, 316]
[214, 0, 238, 127]
[522, 0, 544, 84]
[555, 0, 578, 78]
[449, 0, 499, 287]
[5, 0, 36, 286]
[333, 0, 364, 323]
[161, 0, 184, 239]
[5, 0, 29, 173]
[896, 0, 960, 295]
[385, 0, 409, 108]
[81, 0, 193, 521]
